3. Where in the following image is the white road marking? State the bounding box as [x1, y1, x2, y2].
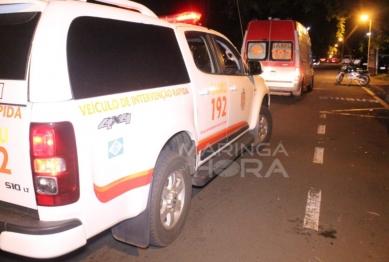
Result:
[319, 108, 389, 119]
[319, 96, 377, 103]
[317, 125, 326, 135]
[324, 107, 386, 112]
[313, 147, 324, 164]
[319, 114, 326, 119]
[303, 188, 322, 231]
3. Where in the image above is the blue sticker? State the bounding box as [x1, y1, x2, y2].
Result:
[108, 138, 123, 159]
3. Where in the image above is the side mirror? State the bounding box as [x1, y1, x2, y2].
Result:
[248, 61, 263, 75]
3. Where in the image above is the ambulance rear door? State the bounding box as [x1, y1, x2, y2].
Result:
[244, 20, 298, 91]
[265, 20, 296, 89]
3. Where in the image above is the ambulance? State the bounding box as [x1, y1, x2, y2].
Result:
[241, 19, 314, 98]
[0, 0, 271, 258]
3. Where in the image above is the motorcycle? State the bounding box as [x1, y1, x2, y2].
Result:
[335, 63, 370, 86]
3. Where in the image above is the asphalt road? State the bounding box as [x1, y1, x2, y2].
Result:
[2, 65, 389, 262]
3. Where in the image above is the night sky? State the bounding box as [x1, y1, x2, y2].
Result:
[135, 0, 259, 48]
[135, 0, 206, 16]
[129, 0, 372, 58]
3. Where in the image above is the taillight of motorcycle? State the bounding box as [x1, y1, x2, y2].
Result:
[30, 122, 79, 206]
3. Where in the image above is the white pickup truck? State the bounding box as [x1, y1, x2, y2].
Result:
[0, 0, 271, 258]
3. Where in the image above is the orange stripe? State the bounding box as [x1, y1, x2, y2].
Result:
[197, 121, 248, 153]
[197, 129, 226, 153]
[93, 169, 153, 203]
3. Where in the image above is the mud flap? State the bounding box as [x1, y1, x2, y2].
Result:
[111, 190, 151, 248]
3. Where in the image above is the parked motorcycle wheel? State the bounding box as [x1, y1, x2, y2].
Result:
[335, 73, 343, 84]
[358, 75, 370, 86]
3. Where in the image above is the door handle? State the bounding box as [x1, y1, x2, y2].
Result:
[199, 89, 211, 96]
[230, 85, 238, 92]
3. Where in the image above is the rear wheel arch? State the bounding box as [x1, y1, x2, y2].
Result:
[162, 131, 196, 174]
[292, 80, 304, 100]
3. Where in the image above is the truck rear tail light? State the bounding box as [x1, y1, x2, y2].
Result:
[35, 176, 58, 195]
[32, 127, 55, 156]
[34, 157, 66, 173]
[30, 122, 79, 206]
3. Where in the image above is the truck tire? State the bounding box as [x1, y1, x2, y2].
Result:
[149, 150, 192, 246]
[254, 105, 272, 151]
[307, 75, 314, 92]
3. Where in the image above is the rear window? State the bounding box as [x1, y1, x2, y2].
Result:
[67, 17, 190, 100]
[247, 41, 294, 62]
[270, 41, 293, 61]
[0, 12, 40, 80]
[247, 41, 268, 60]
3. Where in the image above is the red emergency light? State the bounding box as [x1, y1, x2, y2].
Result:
[160, 11, 202, 25]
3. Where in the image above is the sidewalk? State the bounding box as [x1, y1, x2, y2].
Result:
[367, 74, 389, 104]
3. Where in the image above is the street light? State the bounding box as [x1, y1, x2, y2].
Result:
[361, 15, 372, 72]
[338, 38, 344, 62]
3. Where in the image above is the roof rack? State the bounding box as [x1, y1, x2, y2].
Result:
[92, 0, 157, 18]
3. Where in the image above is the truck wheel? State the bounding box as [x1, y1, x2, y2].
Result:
[254, 105, 272, 151]
[149, 150, 192, 246]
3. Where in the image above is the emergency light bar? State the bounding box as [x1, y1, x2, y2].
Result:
[160, 11, 202, 25]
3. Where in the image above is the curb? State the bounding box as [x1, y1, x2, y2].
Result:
[364, 86, 389, 109]
[367, 76, 389, 104]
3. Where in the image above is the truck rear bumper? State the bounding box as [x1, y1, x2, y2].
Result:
[0, 201, 86, 258]
[0, 225, 86, 258]
[266, 81, 299, 93]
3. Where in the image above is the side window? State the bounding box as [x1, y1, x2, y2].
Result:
[247, 41, 268, 61]
[300, 42, 307, 62]
[270, 41, 293, 61]
[67, 17, 190, 100]
[215, 36, 243, 75]
[185, 32, 215, 74]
